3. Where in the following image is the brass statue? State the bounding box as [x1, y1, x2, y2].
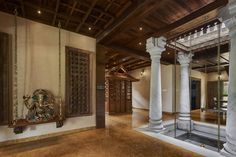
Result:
[23, 89, 55, 122]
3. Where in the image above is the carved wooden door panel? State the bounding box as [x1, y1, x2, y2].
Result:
[0, 32, 12, 125]
[65, 47, 91, 117]
[126, 81, 132, 113]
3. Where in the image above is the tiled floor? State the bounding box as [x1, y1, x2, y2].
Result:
[0, 109, 202, 157]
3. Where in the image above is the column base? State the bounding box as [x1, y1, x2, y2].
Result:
[148, 119, 164, 132]
[177, 119, 193, 131]
[221, 135, 236, 157]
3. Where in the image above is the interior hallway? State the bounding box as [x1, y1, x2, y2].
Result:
[0, 109, 201, 157]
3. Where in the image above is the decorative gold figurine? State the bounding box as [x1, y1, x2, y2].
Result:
[23, 89, 56, 122]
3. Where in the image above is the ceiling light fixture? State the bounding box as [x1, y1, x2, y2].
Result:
[88, 27, 92, 31]
[139, 27, 143, 31]
[37, 10, 41, 14]
[138, 42, 142, 46]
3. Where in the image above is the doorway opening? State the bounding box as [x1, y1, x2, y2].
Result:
[191, 78, 201, 110]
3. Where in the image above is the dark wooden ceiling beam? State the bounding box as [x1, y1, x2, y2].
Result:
[21, 1, 102, 31]
[75, 0, 98, 32]
[193, 62, 229, 70]
[107, 44, 150, 61]
[128, 62, 151, 71]
[97, 0, 170, 43]
[193, 43, 229, 60]
[126, 60, 148, 68]
[152, 0, 228, 37]
[20, 0, 25, 17]
[107, 53, 119, 60]
[93, 0, 114, 25]
[73, 0, 114, 18]
[108, 57, 134, 69]
[127, 0, 228, 47]
[52, 0, 60, 26]
[65, 1, 77, 28]
[95, 1, 132, 37]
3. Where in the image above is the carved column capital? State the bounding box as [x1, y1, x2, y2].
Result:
[146, 36, 166, 61]
[177, 52, 193, 66]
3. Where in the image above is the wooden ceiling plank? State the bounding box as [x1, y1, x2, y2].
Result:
[107, 44, 150, 61]
[97, 0, 170, 43]
[107, 53, 119, 60]
[124, 0, 227, 51]
[128, 62, 151, 71]
[73, 0, 114, 18]
[108, 57, 134, 69]
[125, 60, 146, 68]
[75, 0, 98, 32]
[192, 62, 229, 70]
[52, 0, 60, 26]
[153, 0, 228, 37]
[21, 1, 101, 31]
[93, 0, 114, 25]
[65, 1, 77, 28]
[20, 0, 25, 17]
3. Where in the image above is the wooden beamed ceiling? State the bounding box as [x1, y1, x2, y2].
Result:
[0, 0, 229, 72]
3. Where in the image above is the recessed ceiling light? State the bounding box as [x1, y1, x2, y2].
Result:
[37, 10, 41, 14]
[139, 27, 143, 31]
[88, 27, 92, 31]
[138, 42, 142, 45]
[167, 52, 170, 55]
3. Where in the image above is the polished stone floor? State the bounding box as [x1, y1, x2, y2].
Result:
[0, 109, 202, 157]
[191, 109, 226, 125]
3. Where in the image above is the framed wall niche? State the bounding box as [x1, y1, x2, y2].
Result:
[65, 46, 92, 117]
[0, 32, 12, 125]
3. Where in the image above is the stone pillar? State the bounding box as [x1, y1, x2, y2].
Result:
[146, 37, 166, 131]
[177, 52, 193, 131]
[220, 0, 236, 156]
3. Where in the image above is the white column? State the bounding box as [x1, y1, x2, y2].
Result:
[146, 36, 166, 131]
[177, 52, 193, 131]
[220, 0, 236, 156]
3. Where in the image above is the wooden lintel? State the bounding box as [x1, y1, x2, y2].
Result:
[105, 44, 150, 61]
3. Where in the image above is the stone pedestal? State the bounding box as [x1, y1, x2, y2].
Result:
[220, 0, 236, 156]
[177, 52, 193, 131]
[146, 37, 166, 131]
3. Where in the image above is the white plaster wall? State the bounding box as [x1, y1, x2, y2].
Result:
[191, 70, 208, 108]
[131, 67, 151, 110]
[207, 71, 228, 81]
[161, 65, 174, 113]
[0, 12, 96, 142]
[175, 66, 208, 110]
[131, 65, 174, 113]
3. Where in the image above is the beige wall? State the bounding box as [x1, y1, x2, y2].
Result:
[131, 67, 151, 110]
[131, 64, 208, 112]
[0, 12, 96, 142]
[191, 69, 208, 108]
[131, 64, 174, 113]
[207, 71, 228, 81]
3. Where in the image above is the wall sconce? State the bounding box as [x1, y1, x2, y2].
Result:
[140, 69, 145, 77]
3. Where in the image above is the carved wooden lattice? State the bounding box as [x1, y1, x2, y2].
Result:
[66, 47, 91, 117]
[105, 79, 132, 114]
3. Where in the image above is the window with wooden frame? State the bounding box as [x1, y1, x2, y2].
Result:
[0, 32, 12, 125]
[65, 46, 91, 117]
